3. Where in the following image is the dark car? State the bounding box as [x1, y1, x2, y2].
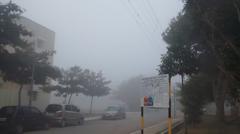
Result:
[45, 104, 84, 127]
[0, 106, 50, 134]
[102, 106, 126, 120]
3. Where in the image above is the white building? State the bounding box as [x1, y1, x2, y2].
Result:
[0, 17, 55, 111]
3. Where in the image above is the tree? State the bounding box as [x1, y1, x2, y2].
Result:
[113, 76, 147, 112]
[160, 0, 240, 121]
[0, 2, 31, 55]
[0, 2, 61, 106]
[48, 66, 86, 104]
[82, 71, 111, 114]
[180, 74, 213, 125]
[160, 14, 200, 132]
[2, 48, 61, 106]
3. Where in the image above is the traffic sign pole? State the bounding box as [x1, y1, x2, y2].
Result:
[141, 106, 144, 134]
[168, 76, 172, 134]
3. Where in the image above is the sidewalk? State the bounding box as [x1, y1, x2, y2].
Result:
[129, 118, 182, 134]
[83, 113, 102, 121]
[84, 116, 101, 121]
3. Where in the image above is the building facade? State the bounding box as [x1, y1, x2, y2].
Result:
[0, 17, 55, 111]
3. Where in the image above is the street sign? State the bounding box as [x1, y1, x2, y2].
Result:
[142, 74, 169, 108]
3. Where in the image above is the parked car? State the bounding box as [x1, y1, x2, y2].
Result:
[0, 106, 50, 134]
[45, 104, 84, 127]
[102, 106, 126, 120]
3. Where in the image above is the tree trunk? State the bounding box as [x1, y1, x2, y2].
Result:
[234, 0, 240, 23]
[213, 72, 227, 122]
[18, 84, 23, 107]
[89, 96, 94, 114]
[29, 64, 35, 106]
[68, 93, 73, 104]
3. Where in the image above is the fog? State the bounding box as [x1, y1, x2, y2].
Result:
[8, 0, 183, 112]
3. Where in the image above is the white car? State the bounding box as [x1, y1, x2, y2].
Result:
[45, 104, 84, 127]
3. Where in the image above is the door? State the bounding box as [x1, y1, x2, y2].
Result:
[22, 107, 37, 129]
[71, 105, 80, 123]
[64, 105, 73, 124]
[30, 107, 45, 127]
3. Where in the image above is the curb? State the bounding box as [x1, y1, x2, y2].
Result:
[84, 116, 101, 121]
[158, 120, 184, 134]
[129, 119, 183, 134]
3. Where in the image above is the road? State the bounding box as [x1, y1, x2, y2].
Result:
[27, 109, 170, 134]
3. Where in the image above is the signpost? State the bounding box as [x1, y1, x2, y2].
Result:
[141, 74, 172, 134]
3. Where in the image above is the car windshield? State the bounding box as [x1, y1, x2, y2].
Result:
[106, 106, 120, 112]
[46, 105, 62, 113]
[0, 106, 17, 117]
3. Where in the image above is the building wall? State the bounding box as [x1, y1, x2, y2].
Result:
[0, 17, 55, 111]
[19, 17, 55, 64]
[0, 82, 30, 108]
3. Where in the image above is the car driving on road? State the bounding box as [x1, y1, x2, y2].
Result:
[102, 106, 126, 120]
[45, 104, 84, 127]
[0, 106, 50, 134]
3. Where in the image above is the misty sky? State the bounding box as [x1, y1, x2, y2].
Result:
[9, 0, 183, 88]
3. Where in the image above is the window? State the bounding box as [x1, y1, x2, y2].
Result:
[71, 105, 79, 112]
[36, 38, 45, 49]
[23, 107, 31, 115]
[30, 107, 41, 114]
[46, 104, 62, 113]
[65, 105, 72, 111]
[0, 106, 17, 117]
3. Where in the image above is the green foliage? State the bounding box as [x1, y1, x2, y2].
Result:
[82, 70, 111, 97]
[46, 66, 111, 104]
[0, 2, 61, 86]
[160, 14, 199, 77]
[160, 0, 240, 121]
[180, 74, 213, 124]
[0, 1, 31, 50]
[54, 66, 86, 97]
[0, 2, 61, 106]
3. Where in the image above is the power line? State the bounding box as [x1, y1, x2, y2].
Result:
[127, 0, 160, 45]
[135, 0, 158, 33]
[145, 0, 162, 32]
[120, 0, 156, 45]
[142, 0, 161, 33]
[140, 0, 160, 33]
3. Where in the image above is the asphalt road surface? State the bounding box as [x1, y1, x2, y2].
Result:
[27, 109, 170, 134]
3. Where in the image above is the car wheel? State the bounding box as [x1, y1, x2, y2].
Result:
[43, 122, 50, 130]
[15, 124, 24, 134]
[60, 120, 66, 128]
[78, 118, 84, 125]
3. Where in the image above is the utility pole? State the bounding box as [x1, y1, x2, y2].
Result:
[29, 64, 35, 106]
[168, 75, 172, 134]
[174, 87, 176, 118]
[141, 106, 144, 134]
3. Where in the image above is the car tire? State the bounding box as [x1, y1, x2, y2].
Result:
[15, 124, 24, 134]
[78, 118, 84, 125]
[123, 114, 126, 119]
[43, 122, 50, 130]
[60, 120, 66, 128]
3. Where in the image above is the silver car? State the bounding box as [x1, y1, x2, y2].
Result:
[102, 106, 126, 120]
[45, 104, 84, 127]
